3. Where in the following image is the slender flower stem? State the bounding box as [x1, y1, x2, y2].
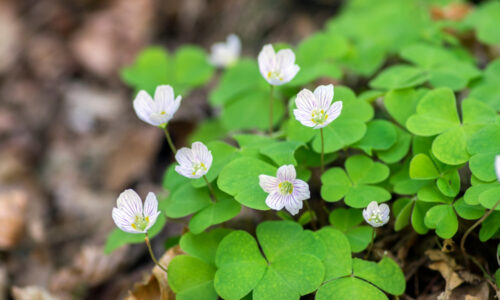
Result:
[365, 229, 376, 259]
[460, 197, 500, 263]
[162, 127, 177, 155]
[203, 175, 218, 203]
[320, 128, 325, 174]
[145, 233, 168, 273]
[268, 85, 275, 135]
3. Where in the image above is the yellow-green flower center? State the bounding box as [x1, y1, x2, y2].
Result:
[278, 181, 294, 195]
[311, 108, 328, 125]
[131, 215, 150, 231]
[267, 71, 284, 81]
[368, 213, 383, 224]
[192, 162, 207, 176]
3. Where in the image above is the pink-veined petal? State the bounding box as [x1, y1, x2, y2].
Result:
[143, 192, 159, 218]
[366, 201, 379, 213]
[144, 211, 161, 232]
[191, 142, 213, 170]
[265, 192, 285, 211]
[280, 64, 300, 84]
[314, 84, 334, 109]
[116, 189, 143, 219]
[293, 109, 316, 128]
[175, 147, 194, 167]
[112, 208, 141, 233]
[276, 49, 296, 70]
[295, 88, 317, 112]
[283, 194, 302, 215]
[276, 165, 296, 181]
[175, 165, 198, 179]
[259, 175, 280, 193]
[325, 101, 343, 125]
[292, 179, 310, 201]
[379, 203, 390, 222]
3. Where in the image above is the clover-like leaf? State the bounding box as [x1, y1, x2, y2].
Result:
[352, 257, 406, 295]
[192, 141, 239, 188]
[375, 126, 412, 164]
[189, 193, 241, 234]
[466, 1, 500, 45]
[424, 204, 458, 239]
[260, 140, 304, 166]
[369, 65, 429, 90]
[353, 120, 397, 155]
[218, 157, 277, 210]
[328, 208, 374, 252]
[162, 183, 212, 218]
[453, 198, 485, 220]
[384, 88, 428, 128]
[316, 277, 388, 300]
[409, 153, 439, 179]
[322, 155, 391, 208]
[467, 125, 500, 181]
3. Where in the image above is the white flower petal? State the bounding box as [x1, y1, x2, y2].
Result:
[154, 85, 175, 112]
[276, 49, 296, 70]
[175, 148, 195, 167]
[496, 155, 500, 182]
[144, 211, 161, 232]
[143, 192, 159, 218]
[117, 189, 143, 218]
[133, 91, 158, 126]
[293, 109, 316, 128]
[175, 165, 199, 179]
[227, 34, 241, 56]
[314, 84, 334, 110]
[292, 179, 310, 201]
[295, 89, 317, 112]
[259, 175, 280, 193]
[280, 64, 300, 84]
[265, 192, 285, 211]
[325, 101, 343, 125]
[112, 208, 141, 234]
[166, 95, 182, 117]
[366, 201, 379, 213]
[192, 142, 213, 170]
[258, 44, 276, 79]
[276, 165, 296, 181]
[284, 194, 302, 216]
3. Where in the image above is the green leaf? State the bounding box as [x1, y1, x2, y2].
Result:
[479, 212, 500, 242]
[162, 183, 211, 218]
[464, 183, 499, 205]
[479, 187, 500, 210]
[376, 126, 412, 164]
[406, 88, 460, 136]
[466, 1, 500, 45]
[453, 198, 485, 220]
[173, 46, 214, 89]
[412, 200, 433, 234]
[436, 170, 460, 197]
[329, 208, 363, 232]
[384, 88, 427, 128]
[370, 65, 429, 90]
[345, 155, 390, 184]
[105, 215, 166, 254]
[345, 226, 374, 253]
[168, 256, 218, 300]
[188, 119, 228, 144]
[189, 194, 241, 234]
[221, 89, 284, 131]
[354, 120, 397, 155]
[418, 185, 453, 204]
[352, 257, 406, 295]
[209, 59, 267, 106]
[218, 157, 276, 210]
[345, 185, 392, 208]
[316, 277, 388, 300]
[311, 120, 367, 154]
[393, 198, 413, 231]
[214, 231, 268, 300]
[409, 154, 439, 179]
[424, 204, 458, 238]
[316, 227, 352, 281]
[260, 140, 304, 166]
[179, 228, 232, 265]
[321, 168, 352, 202]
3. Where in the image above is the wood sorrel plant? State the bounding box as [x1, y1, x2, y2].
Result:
[107, 0, 500, 299]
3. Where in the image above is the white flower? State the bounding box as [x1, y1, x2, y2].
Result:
[293, 84, 343, 129]
[496, 155, 500, 182]
[209, 34, 241, 68]
[175, 142, 213, 179]
[259, 165, 310, 215]
[258, 44, 300, 86]
[133, 85, 182, 127]
[363, 201, 390, 228]
[112, 189, 161, 234]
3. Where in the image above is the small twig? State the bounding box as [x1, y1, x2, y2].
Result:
[145, 233, 168, 273]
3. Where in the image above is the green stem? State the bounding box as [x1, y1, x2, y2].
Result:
[203, 175, 218, 203]
[320, 127, 325, 174]
[269, 85, 275, 135]
[145, 233, 168, 273]
[460, 197, 500, 263]
[365, 229, 376, 259]
[162, 127, 177, 155]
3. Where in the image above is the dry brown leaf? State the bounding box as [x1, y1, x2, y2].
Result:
[0, 189, 27, 250]
[126, 246, 184, 300]
[428, 261, 464, 291]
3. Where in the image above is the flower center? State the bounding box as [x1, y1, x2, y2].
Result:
[368, 211, 383, 224]
[131, 215, 150, 231]
[192, 162, 207, 176]
[267, 70, 284, 81]
[311, 108, 328, 125]
[160, 111, 166, 115]
[278, 181, 294, 195]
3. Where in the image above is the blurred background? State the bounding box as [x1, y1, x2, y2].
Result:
[0, 0, 340, 299]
